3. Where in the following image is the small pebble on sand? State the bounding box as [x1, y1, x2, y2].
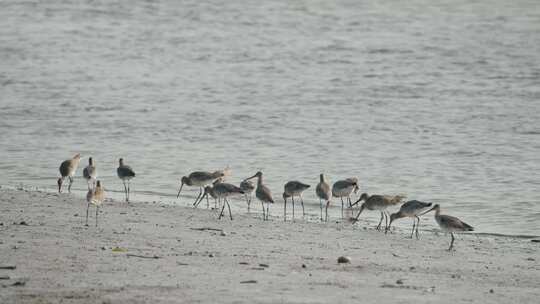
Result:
[337, 256, 351, 264]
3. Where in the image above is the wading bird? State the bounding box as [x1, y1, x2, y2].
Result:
[246, 171, 274, 220]
[58, 153, 81, 193]
[177, 171, 225, 206]
[240, 179, 255, 213]
[82, 157, 97, 190]
[353, 193, 405, 230]
[117, 158, 135, 202]
[421, 204, 474, 250]
[331, 177, 359, 218]
[214, 183, 245, 220]
[316, 174, 331, 222]
[86, 180, 105, 227]
[283, 181, 310, 221]
[386, 200, 432, 238]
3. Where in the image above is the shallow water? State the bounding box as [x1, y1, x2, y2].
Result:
[1, 0, 539, 235]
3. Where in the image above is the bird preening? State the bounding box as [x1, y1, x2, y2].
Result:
[56, 154, 475, 250]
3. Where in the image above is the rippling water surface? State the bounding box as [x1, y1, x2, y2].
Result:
[1, 0, 539, 235]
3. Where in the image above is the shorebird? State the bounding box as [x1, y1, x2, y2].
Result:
[246, 171, 274, 220]
[214, 182, 245, 220]
[421, 204, 474, 250]
[240, 179, 255, 213]
[177, 171, 225, 206]
[196, 179, 222, 209]
[57, 153, 81, 193]
[86, 180, 105, 227]
[117, 158, 135, 202]
[352, 193, 405, 230]
[331, 177, 359, 218]
[316, 174, 331, 222]
[283, 181, 310, 221]
[386, 200, 432, 238]
[82, 157, 97, 190]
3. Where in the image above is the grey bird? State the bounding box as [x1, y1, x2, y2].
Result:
[82, 157, 97, 190]
[353, 193, 405, 230]
[386, 200, 432, 238]
[283, 181, 310, 221]
[421, 204, 474, 250]
[117, 158, 135, 202]
[246, 171, 274, 221]
[58, 153, 81, 193]
[240, 179, 255, 213]
[213, 182, 245, 220]
[177, 171, 224, 207]
[331, 177, 359, 219]
[316, 174, 331, 222]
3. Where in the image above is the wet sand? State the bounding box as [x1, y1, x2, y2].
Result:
[1, 187, 539, 303]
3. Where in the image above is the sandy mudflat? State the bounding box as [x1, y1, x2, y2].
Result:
[0, 187, 538, 303]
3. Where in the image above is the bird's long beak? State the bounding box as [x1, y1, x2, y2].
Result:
[246, 174, 257, 180]
[177, 182, 184, 198]
[194, 192, 207, 206]
[352, 206, 364, 223]
[419, 206, 436, 216]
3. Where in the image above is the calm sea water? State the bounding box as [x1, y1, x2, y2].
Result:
[1, 0, 539, 235]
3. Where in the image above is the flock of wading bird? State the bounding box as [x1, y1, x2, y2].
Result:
[57, 153, 474, 250]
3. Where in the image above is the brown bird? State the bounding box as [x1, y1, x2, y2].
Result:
[177, 171, 224, 206]
[58, 153, 81, 193]
[316, 174, 331, 222]
[246, 171, 274, 221]
[86, 180, 105, 227]
[353, 193, 405, 230]
[240, 179, 255, 213]
[421, 204, 474, 250]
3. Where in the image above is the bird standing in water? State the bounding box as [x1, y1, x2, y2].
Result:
[315, 174, 331, 222]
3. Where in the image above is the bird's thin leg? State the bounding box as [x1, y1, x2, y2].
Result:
[284, 197, 287, 222]
[384, 211, 388, 230]
[68, 176, 73, 193]
[206, 193, 210, 209]
[127, 180, 131, 202]
[300, 196, 305, 217]
[245, 194, 250, 213]
[410, 219, 416, 238]
[226, 198, 233, 220]
[219, 200, 226, 220]
[266, 204, 269, 220]
[377, 212, 384, 230]
[325, 201, 329, 222]
[261, 200, 265, 220]
[291, 196, 295, 221]
[85, 202, 90, 226]
[347, 196, 352, 208]
[340, 197, 344, 219]
[247, 195, 251, 213]
[448, 232, 455, 251]
[319, 198, 323, 221]
[415, 216, 420, 239]
[122, 180, 128, 202]
[95, 206, 99, 227]
[193, 187, 202, 207]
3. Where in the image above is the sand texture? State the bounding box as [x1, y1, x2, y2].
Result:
[1, 188, 539, 303]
